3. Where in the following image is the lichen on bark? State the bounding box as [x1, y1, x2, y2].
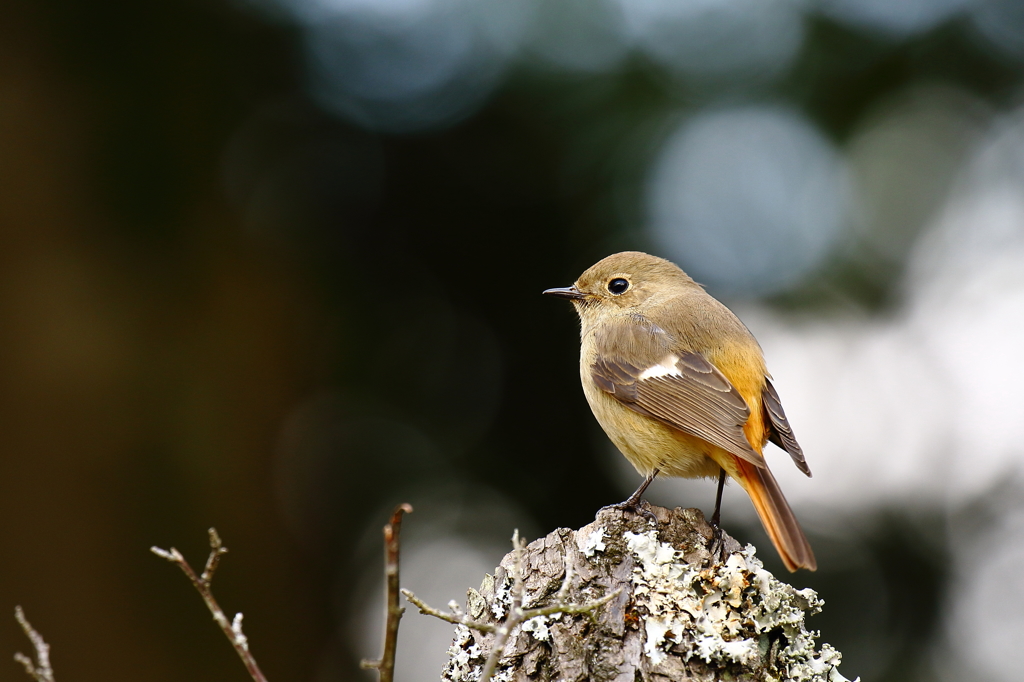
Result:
[441, 505, 856, 682]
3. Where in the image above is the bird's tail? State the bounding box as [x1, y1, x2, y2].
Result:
[733, 458, 817, 572]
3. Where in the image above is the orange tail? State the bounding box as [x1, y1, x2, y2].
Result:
[734, 458, 817, 572]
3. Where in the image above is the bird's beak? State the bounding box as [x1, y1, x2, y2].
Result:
[543, 285, 586, 300]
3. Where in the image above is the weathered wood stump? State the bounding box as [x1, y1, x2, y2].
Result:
[442, 505, 854, 682]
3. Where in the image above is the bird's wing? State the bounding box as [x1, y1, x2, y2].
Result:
[590, 319, 766, 468]
[762, 379, 811, 477]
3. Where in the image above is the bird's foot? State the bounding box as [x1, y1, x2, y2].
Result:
[706, 515, 737, 566]
[707, 524, 728, 564]
[600, 497, 658, 524]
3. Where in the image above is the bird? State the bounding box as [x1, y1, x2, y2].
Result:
[544, 251, 816, 571]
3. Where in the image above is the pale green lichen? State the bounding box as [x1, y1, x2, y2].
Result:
[490, 572, 512, 620]
[623, 529, 858, 681]
[576, 526, 607, 557]
[520, 613, 558, 641]
[444, 624, 482, 682]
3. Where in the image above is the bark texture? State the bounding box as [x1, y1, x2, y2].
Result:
[442, 505, 854, 682]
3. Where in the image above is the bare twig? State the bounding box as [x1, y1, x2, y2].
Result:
[151, 528, 268, 682]
[201, 527, 228, 583]
[13, 607, 55, 682]
[401, 589, 497, 633]
[407, 529, 620, 682]
[361, 503, 414, 682]
[519, 589, 619, 620]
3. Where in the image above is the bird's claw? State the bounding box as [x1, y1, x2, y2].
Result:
[707, 520, 729, 565]
[601, 498, 658, 525]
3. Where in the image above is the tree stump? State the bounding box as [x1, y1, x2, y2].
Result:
[441, 505, 855, 682]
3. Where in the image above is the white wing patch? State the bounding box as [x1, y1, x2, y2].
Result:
[638, 355, 682, 380]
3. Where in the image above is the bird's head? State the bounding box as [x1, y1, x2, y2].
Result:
[543, 251, 697, 317]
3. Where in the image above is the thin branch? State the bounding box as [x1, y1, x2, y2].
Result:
[13, 607, 54, 682]
[401, 589, 497, 633]
[519, 589, 620, 620]
[151, 529, 268, 682]
[361, 503, 414, 682]
[201, 527, 228, 583]
[408, 530, 619, 682]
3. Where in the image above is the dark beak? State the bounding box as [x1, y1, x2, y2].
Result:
[543, 285, 586, 300]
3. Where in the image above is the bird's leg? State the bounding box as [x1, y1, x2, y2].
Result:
[709, 468, 728, 562]
[601, 468, 660, 523]
[710, 468, 726, 527]
[625, 468, 659, 508]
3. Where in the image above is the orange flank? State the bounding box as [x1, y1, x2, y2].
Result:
[712, 351, 815, 571]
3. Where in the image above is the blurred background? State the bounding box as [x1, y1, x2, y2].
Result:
[2, 0, 1024, 680]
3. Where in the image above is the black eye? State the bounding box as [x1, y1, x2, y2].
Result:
[607, 278, 629, 295]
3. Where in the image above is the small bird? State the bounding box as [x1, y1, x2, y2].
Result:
[544, 251, 815, 571]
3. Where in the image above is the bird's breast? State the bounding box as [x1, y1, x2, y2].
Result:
[579, 350, 722, 480]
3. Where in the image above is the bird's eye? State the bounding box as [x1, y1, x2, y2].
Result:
[607, 278, 630, 295]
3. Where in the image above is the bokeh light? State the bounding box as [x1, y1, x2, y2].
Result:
[818, 0, 973, 37]
[524, 0, 629, 73]
[971, 0, 1024, 60]
[262, 0, 534, 131]
[618, 0, 805, 84]
[647, 105, 851, 296]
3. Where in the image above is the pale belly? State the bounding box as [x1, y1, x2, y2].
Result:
[582, 376, 725, 480]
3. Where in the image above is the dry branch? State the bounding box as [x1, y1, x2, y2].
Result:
[362, 503, 414, 682]
[13, 607, 55, 682]
[151, 528, 268, 682]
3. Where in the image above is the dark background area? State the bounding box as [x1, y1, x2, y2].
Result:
[1, 1, 1023, 681]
